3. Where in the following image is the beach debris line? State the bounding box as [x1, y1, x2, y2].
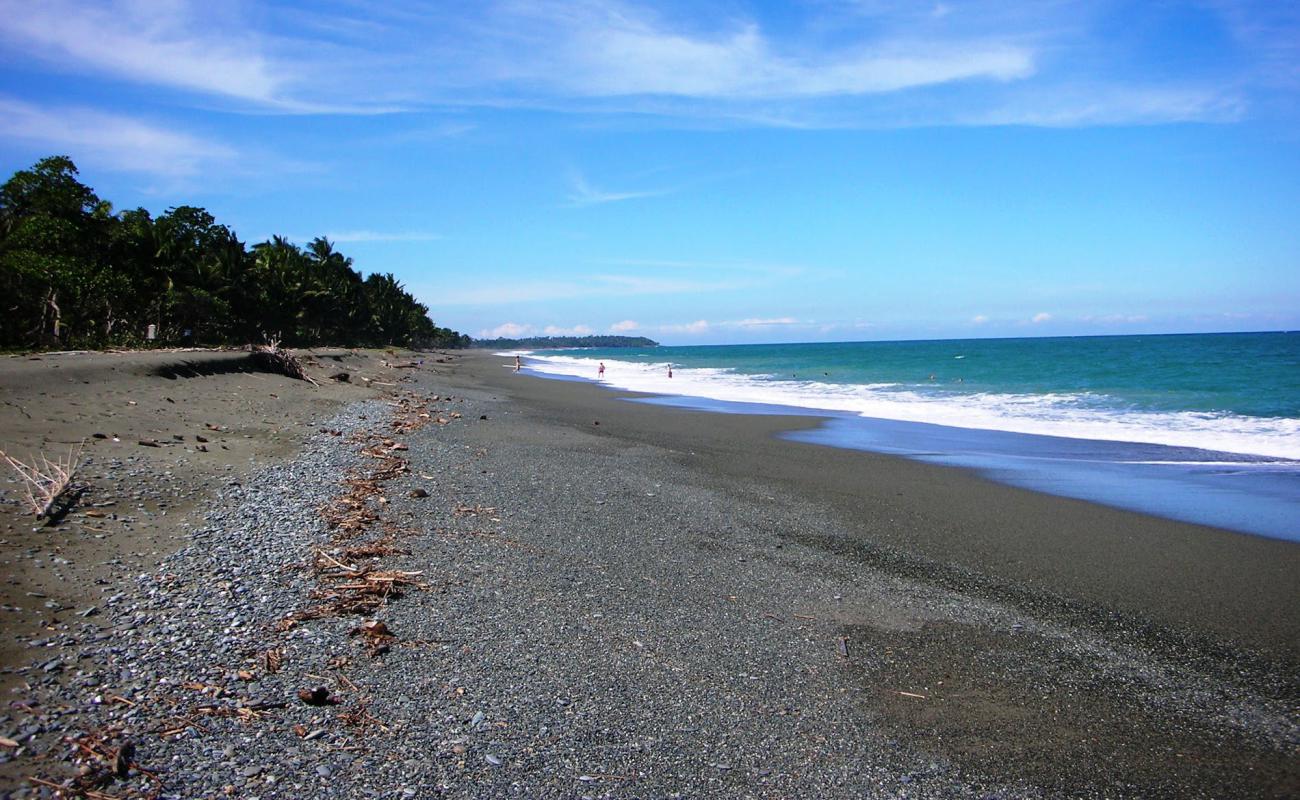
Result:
[0, 440, 83, 518]
[258, 389, 471, 754]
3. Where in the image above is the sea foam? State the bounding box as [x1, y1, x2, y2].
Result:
[521, 353, 1300, 461]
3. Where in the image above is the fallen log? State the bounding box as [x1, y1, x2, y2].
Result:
[251, 339, 318, 385]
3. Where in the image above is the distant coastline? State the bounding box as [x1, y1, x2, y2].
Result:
[472, 334, 658, 349]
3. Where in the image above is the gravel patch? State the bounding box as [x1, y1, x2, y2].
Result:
[1, 401, 392, 799]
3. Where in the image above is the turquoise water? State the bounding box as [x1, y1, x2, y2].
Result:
[528, 332, 1299, 460]
[520, 332, 1300, 540]
[548, 331, 1300, 418]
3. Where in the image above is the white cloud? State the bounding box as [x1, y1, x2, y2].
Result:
[661, 320, 711, 334]
[481, 322, 532, 339]
[0, 0, 1258, 128]
[971, 314, 989, 324]
[543, 324, 594, 336]
[610, 320, 639, 332]
[0, 0, 284, 106]
[531, 9, 1034, 99]
[2, 0, 1036, 119]
[0, 0, 406, 114]
[729, 317, 799, 328]
[1031, 312, 1052, 323]
[0, 96, 237, 178]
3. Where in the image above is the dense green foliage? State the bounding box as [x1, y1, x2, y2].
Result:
[0, 157, 467, 350]
[473, 335, 659, 349]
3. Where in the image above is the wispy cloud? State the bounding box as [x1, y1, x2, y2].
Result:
[498, 1, 1033, 99]
[1208, 0, 1300, 90]
[610, 320, 640, 332]
[0, 0, 403, 114]
[0, 0, 1269, 127]
[963, 85, 1246, 127]
[0, 96, 237, 178]
[0, 0, 283, 106]
[1031, 312, 1052, 324]
[567, 172, 670, 206]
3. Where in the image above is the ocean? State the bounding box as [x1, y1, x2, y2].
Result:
[517, 332, 1300, 542]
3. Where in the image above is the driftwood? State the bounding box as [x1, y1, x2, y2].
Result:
[251, 339, 318, 385]
[0, 442, 82, 518]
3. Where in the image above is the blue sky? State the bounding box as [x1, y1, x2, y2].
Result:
[1, 0, 1297, 344]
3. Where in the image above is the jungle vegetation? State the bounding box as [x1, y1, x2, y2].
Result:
[0, 156, 468, 351]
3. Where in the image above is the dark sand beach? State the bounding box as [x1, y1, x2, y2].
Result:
[0, 348, 405, 695]
[0, 349, 1295, 798]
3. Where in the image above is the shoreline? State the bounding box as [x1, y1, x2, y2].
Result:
[518, 359, 1300, 541]
[1, 348, 1295, 797]
[503, 355, 1300, 658]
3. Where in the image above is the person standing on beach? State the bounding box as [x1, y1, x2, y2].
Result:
[668, 365, 673, 378]
[514, 355, 521, 372]
[598, 362, 606, 379]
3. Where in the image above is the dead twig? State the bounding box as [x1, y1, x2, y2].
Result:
[0, 441, 83, 518]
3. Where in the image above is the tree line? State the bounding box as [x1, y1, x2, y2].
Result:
[0, 156, 468, 351]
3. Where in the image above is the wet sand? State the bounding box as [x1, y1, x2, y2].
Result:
[478, 356, 1300, 658]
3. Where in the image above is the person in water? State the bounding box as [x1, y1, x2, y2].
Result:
[598, 362, 605, 378]
[668, 365, 673, 378]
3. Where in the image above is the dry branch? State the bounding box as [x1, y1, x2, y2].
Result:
[251, 339, 318, 385]
[0, 441, 82, 518]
